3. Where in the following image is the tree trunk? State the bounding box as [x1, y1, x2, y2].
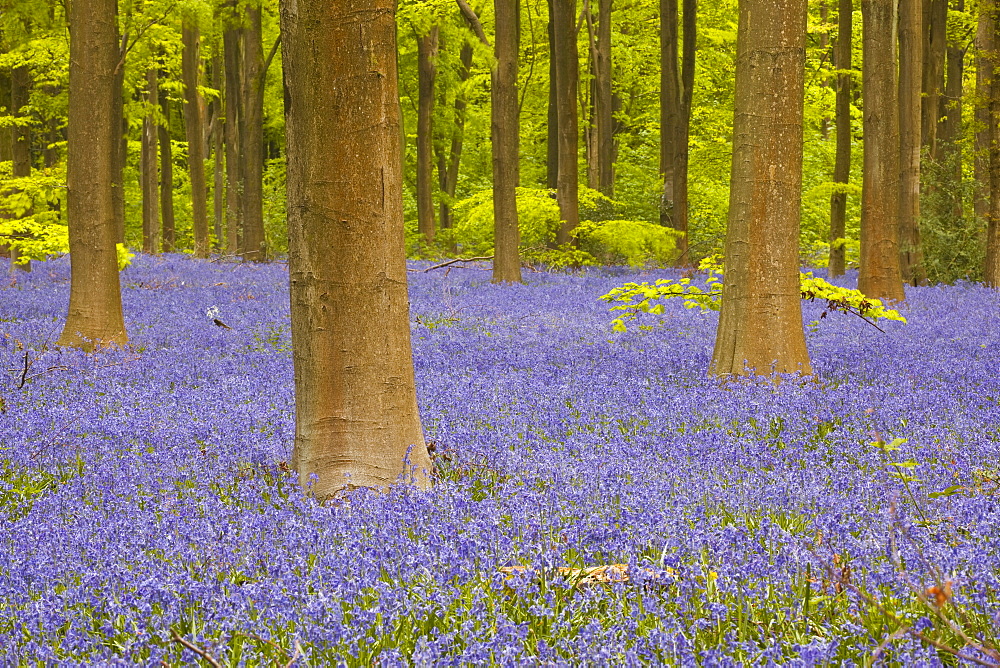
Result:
[676, 0, 695, 264]
[859, 0, 905, 302]
[585, 0, 614, 196]
[224, 14, 244, 255]
[552, 0, 579, 244]
[111, 43, 127, 246]
[983, 8, 1000, 285]
[493, 0, 523, 283]
[183, 23, 210, 258]
[59, 0, 128, 349]
[710, 0, 810, 377]
[899, 0, 925, 285]
[820, 2, 830, 138]
[660, 0, 680, 231]
[159, 95, 176, 252]
[10, 64, 32, 273]
[141, 67, 160, 255]
[938, 0, 964, 220]
[240, 4, 267, 261]
[829, 0, 852, 277]
[212, 55, 225, 250]
[280, 0, 432, 498]
[922, 0, 947, 157]
[438, 41, 473, 230]
[546, 0, 559, 190]
[417, 26, 439, 244]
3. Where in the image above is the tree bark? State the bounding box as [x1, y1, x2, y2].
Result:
[922, 0, 947, 156]
[899, 0, 925, 284]
[183, 22, 210, 258]
[438, 41, 473, 230]
[493, 0, 522, 282]
[159, 95, 176, 252]
[280, 0, 432, 497]
[829, 0, 852, 277]
[224, 12, 244, 256]
[710, 0, 811, 377]
[585, 0, 614, 196]
[141, 67, 160, 255]
[552, 0, 579, 244]
[240, 4, 267, 261]
[859, 0, 905, 302]
[111, 43, 126, 246]
[546, 0, 559, 190]
[211, 55, 225, 250]
[10, 64, 32, 272]
[59, 0, 127, 349]
[938, 0, 964, 220]
[983, 7, 1000, 285]
[417, 25, 439, 244]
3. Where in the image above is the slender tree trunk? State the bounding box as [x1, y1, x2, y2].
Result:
[141, 67, 160, 254]
[59, 0, 128, 349]
[212, 55, 225, 250]
[493, 0, 522, 282]
[859, 0, 905, 301]
[553, 0, 579, 244]
[280, 0, 432, 498]
[710, 0, 810, 377]
[660, 0, 680, 231]
[983, 7, 1000, 285]
[224, 15, 244, 255]
[546, 0, 559, 190]
[183, 23, 210, 257]
[417, 26, 439, 244]
[438, 42, 473, 230]
[820, 1, 830, 139]
[675, 0, 695, 264]
[899, 0, 925, 284]
[240, 4, 267, 261]
[10, 64, 32, 272]
[922, 0, 947, 157]
[0, 71, 10, 263]
[939, 0, 964, 220]
[829, 0, 852, 277]
[976, 10, 992, 228]
[159, 95, 176, 252]
[585, 0, 614, 196]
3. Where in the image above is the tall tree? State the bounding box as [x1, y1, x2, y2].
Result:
[938, 0, 964, 220]
[437, 41, 473, 230]
[10, 62, 32, 272]
[660, 0, 696, 264]
[141, 67, 160, 254]
[210, 54, 225, 250]
[858, 0, 905, 301]
[710, 0, 810, 376]
[59, 0, 127, 349]
[492, 0, 522, 282]
[159, 94, 176, 252]
[182, 21, 210, 258]
[976, 7, 993, 227]
[983, 6, 1000, 285]
[922, 0, 947, 155]
[829, 0, 852, 277]
[552, 0, 579, 244]
[239, 3, 268, 262]
[223, 9, 243, 255]
[280, 0, 433, 497]
[585, 0, 614, 196]
[546, 0, 559, 190]
[416, 25, 439, 244]
[899, 0, 925, 284]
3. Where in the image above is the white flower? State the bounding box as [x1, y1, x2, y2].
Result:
[205, 306, 220, 320]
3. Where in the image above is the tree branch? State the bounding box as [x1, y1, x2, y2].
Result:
[456, 0, 491, 47]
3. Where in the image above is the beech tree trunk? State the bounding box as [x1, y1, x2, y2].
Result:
[159, 95, 176, 252]
[939, 0, 964, 220]
[240, 4, 267, 261]
[224, 15, 244, 255]
[417, 26, 439, 244]
[59, 0, 127, 349]
[493, 0, 522, 283]
[141, 67, 160, 255]
[859, 0, 905, 302]
[211, 55, 225, 250]
[552, 0, 579, 244]
[922, 0, 947, 156]
[899, 0, 925, 285]
[111, 46, 126, 246]
[280, 0, 432, 497]
[546, 0, 559, 190]
[586, 0, 614, 196]
[983, 8, 1000, 285]
[710, 0, 811, 377]
[183, 23, 210, 257]
[10, 64, 32, 272]
[829, 0, 852, 277]
[438, 42, 473, 230]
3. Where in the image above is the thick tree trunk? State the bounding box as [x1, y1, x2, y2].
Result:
[859, 0, 905, 302]
[552, 0, 579, 244]
[224, 17, 244, 255]
[240, 4, 267, 261]
[159, 95, 176, 252]
[10, 64, 32, 272]
[493, 0, 522, 283]
[922, 0, 947, 156]
[141, 67, 160, 254]
[183, 23, 210, 257]
[546, 0, 559, 190]
[983, 8, 1000, 285]
[829, 0, 852, 277]
[59, 0, 127, 349]
[280, 0, 432, 497]
[899, 0, 925, 285]
[111, 46, 126, 246]
[438, 42, 473, 230]
[417, 26, 439, 244]
[710, 0, 810, 377]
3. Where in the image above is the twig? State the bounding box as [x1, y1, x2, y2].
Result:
[417, 256, 495, 273]
[170, 630, 224, 668]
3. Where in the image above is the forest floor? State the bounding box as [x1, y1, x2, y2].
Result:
[0, 254, 998, 665]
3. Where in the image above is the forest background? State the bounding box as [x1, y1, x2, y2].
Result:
[0, 0, 986, 282]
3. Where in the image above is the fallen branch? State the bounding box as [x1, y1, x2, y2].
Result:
[414, 256, 495, 273]
[170, 630, 223, 668]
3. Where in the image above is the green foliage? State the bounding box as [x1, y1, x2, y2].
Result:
[601, 255, 907, 333]
[575, 219, 683, 267]
[450, 187, 563, 255]
[0, 455, 84, 521]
